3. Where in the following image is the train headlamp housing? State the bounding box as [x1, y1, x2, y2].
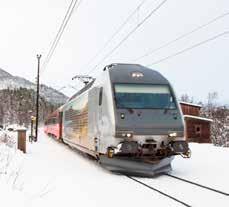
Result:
[120, 113, 125, 119]
[131, 72, 144, 78]
[168, 132, 177, 138]
[116, 131, 133, 138]
[107, 147, 114, 158]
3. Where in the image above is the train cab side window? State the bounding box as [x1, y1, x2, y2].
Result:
[99, 87, 103, 106]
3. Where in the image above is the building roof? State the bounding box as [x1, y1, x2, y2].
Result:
[180, 101, 202, 108]
[184, 115, 213, 122]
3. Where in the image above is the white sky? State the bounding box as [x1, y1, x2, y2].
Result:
[0, 0, 228, 104]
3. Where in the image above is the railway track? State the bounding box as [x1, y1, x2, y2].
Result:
[126, 174, 229, 207]
[164, 173, 229, 196]
[127, 176, 191, 207]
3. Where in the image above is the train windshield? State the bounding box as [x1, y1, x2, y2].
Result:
[114, 84, 176, 109]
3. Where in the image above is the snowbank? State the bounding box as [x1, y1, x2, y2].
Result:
[0, 131, 229, 207]
[0, 143, 27, 206]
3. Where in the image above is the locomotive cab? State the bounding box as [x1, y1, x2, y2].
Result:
[100, 64, 190, 161]
[59, 63, 190, 176]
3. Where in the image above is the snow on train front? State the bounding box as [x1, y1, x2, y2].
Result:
[62, 63, 190, 177]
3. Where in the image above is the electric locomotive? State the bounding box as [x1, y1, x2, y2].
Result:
[45, 63, 190, 176]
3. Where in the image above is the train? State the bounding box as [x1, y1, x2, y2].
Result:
[44, 63, 190, 176]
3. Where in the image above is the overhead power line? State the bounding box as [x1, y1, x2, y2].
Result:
[56, 86, 67, 92]
[68, 84, 78, 90]
[83, 0, 147, 68]
[147, 31, 229, 66]
[41, 0, 82, 74]
[133, 12, 229, 61]
[87, 0, 169, 74]
[42, 0, 75, 71]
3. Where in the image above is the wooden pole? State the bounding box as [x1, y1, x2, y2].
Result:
[35, 54, 41, 142]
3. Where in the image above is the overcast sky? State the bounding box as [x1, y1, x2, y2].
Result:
[0, 0, 228, 104]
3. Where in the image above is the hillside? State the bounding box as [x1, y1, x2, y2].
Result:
[0, 68, 68, 126]
[0, 68, 68, 104]
[0, 88, 59, 126]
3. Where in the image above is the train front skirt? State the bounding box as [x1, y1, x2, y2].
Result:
[99, 156, 174, 177]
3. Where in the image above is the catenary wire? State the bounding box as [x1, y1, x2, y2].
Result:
[146, 31, 229, 66]
[87, 0, 169, 75]
[42, 0, 82, 73]
[41, 0, 82, 74]
[83, 0, 147, 69]
[41, 0, 75, 71]
[133, 12, 229, 62]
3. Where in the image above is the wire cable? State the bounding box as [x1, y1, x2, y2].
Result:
[133, 12, 229, 61]
[83, 0, 147, 69]
[42, 0, 75, 71]
[87, 0, 169, 74]
[147, 31, 229, 66]
[41, 0, 82, 74]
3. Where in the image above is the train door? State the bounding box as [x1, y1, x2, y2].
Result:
[98, 87, 103, 126]
[59, 111, 63, 140]
[88, 87, 103, 152]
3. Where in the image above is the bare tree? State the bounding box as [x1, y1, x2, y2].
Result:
[201, 92, 229, 146]
[180, 94, 194, 103]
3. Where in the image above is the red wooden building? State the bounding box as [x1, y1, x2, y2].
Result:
[180, 102, 213, 143]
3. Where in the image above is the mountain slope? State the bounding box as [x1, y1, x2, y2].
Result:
[0, 68, 68, 104]
[0, 88, 57, 126]
[0, 68, 11, 77]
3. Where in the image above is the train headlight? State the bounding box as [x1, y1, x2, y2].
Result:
[116, 131, 133, 138]
[107, 148, 114, 158]
[169, 132, 177, 137]
[120, 113, 125, 119]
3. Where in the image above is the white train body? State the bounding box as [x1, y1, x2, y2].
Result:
[61, 63, 189, 171]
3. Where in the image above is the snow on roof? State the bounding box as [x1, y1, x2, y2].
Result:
[180, 101, 202, 108]
[184, 115, 213, 122]
[15, 126, 27, 131]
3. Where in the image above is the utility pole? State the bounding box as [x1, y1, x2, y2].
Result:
[35, 54, 41, 142]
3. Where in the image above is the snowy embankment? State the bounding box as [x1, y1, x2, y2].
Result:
[0, 130, 229, 207]
[0, 131, 26, 206]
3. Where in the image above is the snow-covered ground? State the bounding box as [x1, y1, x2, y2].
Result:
[0, 130, 229, 207]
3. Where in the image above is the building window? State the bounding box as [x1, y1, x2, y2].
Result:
[195, 125, 201, 136]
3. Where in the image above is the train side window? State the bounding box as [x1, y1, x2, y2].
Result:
[99, 87, 103, 106]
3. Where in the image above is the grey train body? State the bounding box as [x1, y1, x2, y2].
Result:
[61, 63, 190, 176]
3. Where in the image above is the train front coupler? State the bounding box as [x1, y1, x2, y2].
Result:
[169, 140, 191, 158]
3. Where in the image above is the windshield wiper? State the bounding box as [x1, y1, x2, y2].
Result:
[164, 98, 174, 114]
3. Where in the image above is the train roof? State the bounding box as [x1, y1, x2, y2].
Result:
[45, 106, 63, 120]
[107, 63, 169, 85]
[68, 79, 95, 102]
[66, 63, 169, 103]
